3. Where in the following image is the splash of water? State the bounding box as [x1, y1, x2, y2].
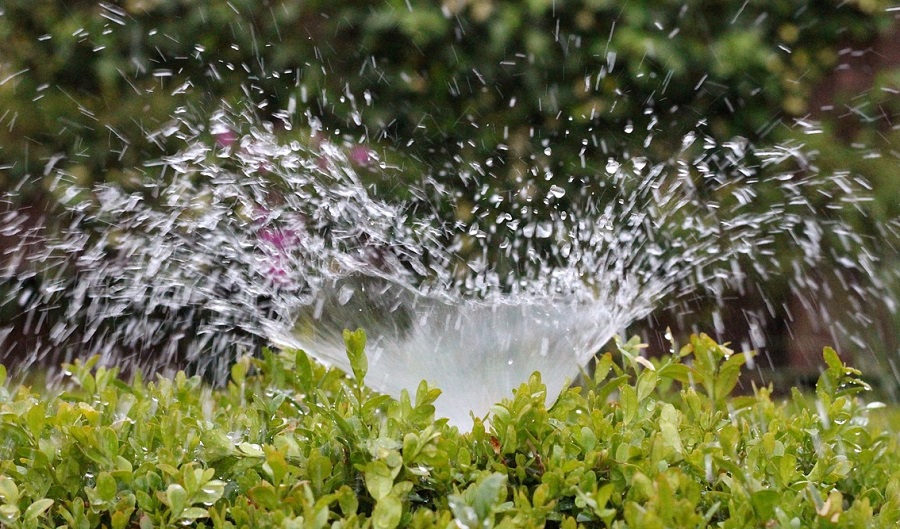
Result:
[1, 105, 884, 426]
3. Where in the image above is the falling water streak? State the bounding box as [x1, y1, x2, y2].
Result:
[0, 107, 890, 426]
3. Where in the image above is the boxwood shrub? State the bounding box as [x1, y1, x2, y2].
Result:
[0, 331, 898, 528]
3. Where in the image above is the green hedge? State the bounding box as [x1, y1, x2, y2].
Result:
[1, 2, 899, 397]
[1, 332, 898, 528]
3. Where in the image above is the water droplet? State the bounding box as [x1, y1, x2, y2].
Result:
[338, 285, 355, 306]
[605, 158, 620, 174]
[548, 185, 566, 199]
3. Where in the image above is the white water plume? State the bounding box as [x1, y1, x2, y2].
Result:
[1, 109, 884, 426]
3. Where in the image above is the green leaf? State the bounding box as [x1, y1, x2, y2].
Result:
[25, 402, 45, 435]
[307, 451, 333, 492]
[658, 403, 684, 454]
[97, 472, 117, 503]
[178, 507, 210, 521]
[337, 485, 359, 516]
[823, 347, 843, 372]
[595, 374, 629, 405]
[578, 426, 597, 452]
[165, 484, 188, 515]
[193, 480, 225, 506]
[362, 394, 394, 418]
[751, 489, 780, 521]
[620, 385, 637, 425]
[593, 352, 614, 384]
[135, 491, 155, 513]
[0, 477, 19, 504]
[230, 359, 247, 385]
[311, 503, 329, 529]
[247, 483, 278, 510]
[295, 349, 314, 392]
[236, 442, 265, 457]
[111, 509, 131, 529]
[23, 498, 54, 521]
[344, 328, 368, 382]
[199, 429, 236, 462]
[656, 363, 694, 384]
[636, 369, 658, 402]
[364, 461, 395, 501]
[716, 353, 749, 401]
[473, 473, 507, 521]
[448, 495, 479, 529]
[0, 504, 20, 522]
[372, 495, 402, 529]
[0, 476, 19, 503]
[264, 448, 289, 485]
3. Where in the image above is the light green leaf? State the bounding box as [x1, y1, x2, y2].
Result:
[111, 509, 132, 529]
[97, 472, 117, 503]
[337, 485, 359, 516]
[178, 507, 210, 520]
[230, 359, 247, 385]
[823, 347, 843, 372]
[372, 495, 402, 529]
[165, 484, 188, 515]
[636, 370, 658, 402]
[620, 385, 637, 425]
[295, 349, 314, 391]
[473, 473, 507, 521]
[0, 477, 19, 504]
[658, 403, 684, 454]
[0, 503, 20, 521]
[24, 499, 54, 521]
[193, 480, 225, 506]
[247, 483, 278, 510]
[579, 426, 597, 452]
[657, 363, 694, 384]
[312, 504, 329, 529]
[307, 451, 333, 490]
[264, 448, 289, 485]
[593, 352, 614, 384]
[236, 442, 265, 457]
[344, 328, 368, 382]
[751, 490, 780, 521]
[364, 461, 395, 501]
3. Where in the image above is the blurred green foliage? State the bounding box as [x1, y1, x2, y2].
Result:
[0, 0, 895, 196]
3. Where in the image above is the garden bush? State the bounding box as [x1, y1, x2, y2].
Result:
[1, 331, 898, 528]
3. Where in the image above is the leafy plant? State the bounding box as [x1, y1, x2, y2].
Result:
[0, 332, 899, 528]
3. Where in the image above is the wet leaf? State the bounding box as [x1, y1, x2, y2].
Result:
[344, 328, 368, 382]
[372, 495, 402, 529]
[365, 461, 395, 501]
[23, 498, 53, 521]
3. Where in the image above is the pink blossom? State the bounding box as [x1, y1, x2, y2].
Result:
[214, 129, 239, 148]
[258, 227, 299, 252]
[349, 145, 372, 166]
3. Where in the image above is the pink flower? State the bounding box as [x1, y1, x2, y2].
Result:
[256, 218, 303, 286]
[214, 129, 238, 148]
[349, 145, 372, 166]
[258, 227, 298, 252]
